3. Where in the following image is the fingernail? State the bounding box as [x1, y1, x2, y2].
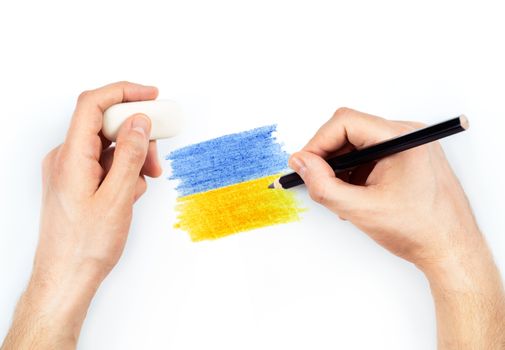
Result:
[131, 115, 150, 138]
[290, 155, 307, 178]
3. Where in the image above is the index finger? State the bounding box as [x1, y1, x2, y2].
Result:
[64, 81, 158, 159]
[303, 107, 402, 158]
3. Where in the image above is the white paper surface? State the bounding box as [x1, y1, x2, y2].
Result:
[0, 1, 504, 349]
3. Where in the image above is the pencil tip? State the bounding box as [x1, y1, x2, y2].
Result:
[268, 178, 282, 189]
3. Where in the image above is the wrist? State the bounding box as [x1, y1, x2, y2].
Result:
[417, 233, 503, 296]
[416, 231, 505, 348]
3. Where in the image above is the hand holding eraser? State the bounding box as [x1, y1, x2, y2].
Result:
[102, 100, 183, 141]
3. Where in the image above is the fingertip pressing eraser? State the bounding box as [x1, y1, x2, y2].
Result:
[102, 100, 183, 141]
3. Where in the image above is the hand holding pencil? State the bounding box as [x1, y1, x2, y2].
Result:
[286, 108, 479, 267]
[270, 115, 468, 189]
[284, 108, 505, 347]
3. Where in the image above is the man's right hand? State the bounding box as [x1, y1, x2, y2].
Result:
[289, 107, 505, 348]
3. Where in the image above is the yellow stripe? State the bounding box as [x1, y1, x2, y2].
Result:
[174, 175, 304, 241]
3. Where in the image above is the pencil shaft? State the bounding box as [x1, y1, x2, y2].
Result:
[277, 116, 468, 189]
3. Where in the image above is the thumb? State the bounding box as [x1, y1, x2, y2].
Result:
[289, 151, 372, 213]
[99, 114, 151, 204]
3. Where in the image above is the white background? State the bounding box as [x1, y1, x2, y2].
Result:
[1, 1, 504, 349]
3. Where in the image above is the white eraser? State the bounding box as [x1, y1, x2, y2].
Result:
[102, 100, 183, 141]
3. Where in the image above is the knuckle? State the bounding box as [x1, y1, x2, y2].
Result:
[42, 147, 57, 170]
[41, 149, 57, 183]
[116, 80, 131, 86]
[91, 134, 103, 153]
[309, 182, 330, 204]
[91, 162, 105, 181]
[333, 107, 352, 120]
[77, 90, 92, 103]
[397, 120, 427, 131]
[51, 151, 69, 184]
[56, 147, 72, 167]
[392, 123, 416, 136]
[52, 148, 79, 184]
[138, 178, 147, 195]
[412, 144, 431, 158]
[134, 178, 148, 201]
[397, 120, 426, 129]
[400, 124, 415, 133]
[411, 121, 427, 129]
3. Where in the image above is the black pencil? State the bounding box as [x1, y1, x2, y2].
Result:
[268, 115, 469, 190]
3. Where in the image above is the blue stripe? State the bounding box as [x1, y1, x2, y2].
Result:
[166, 125, 289, 196]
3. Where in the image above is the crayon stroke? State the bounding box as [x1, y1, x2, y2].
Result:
[167, 125, 289, 196]
[174, 175, 302, 241]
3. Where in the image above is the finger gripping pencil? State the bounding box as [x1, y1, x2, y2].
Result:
[269, 115, 469, 190]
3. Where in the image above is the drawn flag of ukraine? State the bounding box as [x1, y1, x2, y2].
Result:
[166, 125, 304, 241]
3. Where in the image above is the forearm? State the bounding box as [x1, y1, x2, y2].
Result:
[2, 266, 101, 350]
[420, 235, 505, 349]
[2, 292, 72, 349]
